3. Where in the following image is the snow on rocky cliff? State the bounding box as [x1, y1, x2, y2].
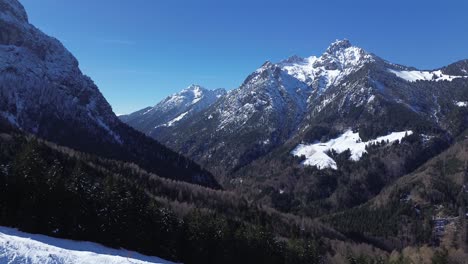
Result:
[279, 39, 375, 94]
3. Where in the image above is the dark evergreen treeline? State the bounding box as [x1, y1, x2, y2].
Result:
[325, 201, 433, 251]
[0, 120, 464, 263]
[0, 129, 330, 264]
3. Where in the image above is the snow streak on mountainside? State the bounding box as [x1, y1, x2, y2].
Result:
[291, 130, 413, 170]
[388, 69, 466, 82]
[0, 226, 174, 264]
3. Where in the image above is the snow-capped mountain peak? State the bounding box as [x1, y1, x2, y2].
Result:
[325, 39, 353, 54]
[321, 39, 373, 70]
[156, 84, 225, 112]
[166, 84, 206, 107]
[255, 61, 276, 73]
[278, 39, 374, 93]
[183, 83, 204, 94]
[120, 84, 226, 133]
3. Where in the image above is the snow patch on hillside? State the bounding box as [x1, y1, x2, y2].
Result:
[0, 226, 174, 264]
[142, 107, 154, 115]
[162, 111, 189, 127]
[388, 69, 465, 82]
[291, 130, 413, 170]
[87, 113, 122, 144]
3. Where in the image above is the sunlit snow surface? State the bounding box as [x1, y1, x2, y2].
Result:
[279, 41, 374, 92]
[0, 226, 174, 264]
[291, 130, 413, 170]
[388, 69, 465, 82]
[163, 111, 189, 127]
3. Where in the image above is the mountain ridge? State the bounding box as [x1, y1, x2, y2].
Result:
[120, 84, 226, 135]
[124, 39, 468, 175]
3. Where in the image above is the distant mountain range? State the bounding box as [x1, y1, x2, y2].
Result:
[122, 39, 468, 184]
[120, 85, 226, 136]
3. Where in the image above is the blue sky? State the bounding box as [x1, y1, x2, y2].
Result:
[20, 0, 468, 115]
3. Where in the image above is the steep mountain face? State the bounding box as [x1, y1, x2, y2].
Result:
[156, 61, 312, 175]
[0, 0, 219, 188]
[120, 85, 226, 136]
[302, 56, 468, 139]
[229, 54, 467, 214]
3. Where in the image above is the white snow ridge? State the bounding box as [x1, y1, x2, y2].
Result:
[0, 226, 174, 264]
[279, 39, 374, 93]
[291, 130, 413, 170]
[388, 69, 465, 82]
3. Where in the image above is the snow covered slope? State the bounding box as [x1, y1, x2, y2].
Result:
[0, 226, 174, 264]
[388, 69, 466, 82]
[291, 130, 413, 170]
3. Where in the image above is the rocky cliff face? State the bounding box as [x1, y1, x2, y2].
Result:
[0, 0, 219, 188]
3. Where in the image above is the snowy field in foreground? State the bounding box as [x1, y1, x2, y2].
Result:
[291, 130, 413, 170]
[0, 226, 174, 264]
